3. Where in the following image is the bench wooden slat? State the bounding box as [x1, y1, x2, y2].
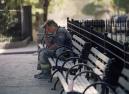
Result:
[48, 58, 56, 66]
[87, 61, 103, 77]
[62, 72, 81, 92]
[93, 68, 103, 77]
[116, 87, 126, 94]
[67, 75, 98, 94]
[73, 35, 85, 45]
[122, 68, 129, 79]
[119, 77, 129, 91]
[117, 66, 129, 94]
[88, 54, 106, 71]
[77, 76, 99, 94]
[57, 72, 69, 92]
[73, 80, 86, 92]
[116, 63, 129, 94]
[72, 40, 83, 52]
[87, 61, 95, 68]
[68, 79, 82, 92]
[91, 47, 109, 63]
[65, 61, 75, 69]
[76, 75, 89, 91]
[77, 75, 90, 91]
[72, 49, 80, 55]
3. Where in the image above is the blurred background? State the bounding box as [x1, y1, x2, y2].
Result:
[0, 0, 129, 44]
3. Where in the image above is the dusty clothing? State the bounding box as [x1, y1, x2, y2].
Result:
[48, 27, 72, 48]
[38, 27, 72, 70]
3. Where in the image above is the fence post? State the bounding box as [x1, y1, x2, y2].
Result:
[21, 5, 32, 40]
[124, 42, 129, 62]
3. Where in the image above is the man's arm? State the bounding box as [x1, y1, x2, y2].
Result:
[44, 33, 58, 49]
[47, 43, 58, 49]
[44, 34, 52, 48]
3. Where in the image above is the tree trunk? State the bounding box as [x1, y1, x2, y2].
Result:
[43, 0, 49, 22]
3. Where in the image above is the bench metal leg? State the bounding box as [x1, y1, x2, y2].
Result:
[101, 85, 109, 94]
[60, 88, 64, 94]
[49, 69, 58, 83]
[51, 78, 59, 90]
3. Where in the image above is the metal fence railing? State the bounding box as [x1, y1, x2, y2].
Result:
[79, 19, 129, 45]
[67, 18, 129, 66]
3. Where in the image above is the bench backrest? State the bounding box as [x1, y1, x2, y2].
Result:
[116, 63, 129, 94]
[72, 35, 86, 55]
[87, 47, 110, 77]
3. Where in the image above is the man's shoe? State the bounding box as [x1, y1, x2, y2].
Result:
[37, 74, 50, 79]
[34, 69, 51, 79]
[34, 72, 44, 78]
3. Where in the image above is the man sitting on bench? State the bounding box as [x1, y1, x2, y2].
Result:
[34, 20, 72, 79]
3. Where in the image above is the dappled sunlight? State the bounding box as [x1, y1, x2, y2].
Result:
[0, 49, 6, 54]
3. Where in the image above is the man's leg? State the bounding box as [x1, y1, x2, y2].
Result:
[35, 48, 54, 79]
[37, 48, 44, 70]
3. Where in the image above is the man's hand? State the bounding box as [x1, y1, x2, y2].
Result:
[48, 43, 59, 50]
[44, 34, 57, 49]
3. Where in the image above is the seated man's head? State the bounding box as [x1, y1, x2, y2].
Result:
[43, 20, 58, 33]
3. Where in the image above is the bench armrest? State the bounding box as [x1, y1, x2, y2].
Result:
[61, 57, 80, 68]
[55, 50, 77, 66]
[83, 81, 116, 94]
[54, 46, 72, 54]
[52, 57, 81, 72]
[73, 70, 101, 82]
[52, 57, 81, 74]
[65, 64, 94, 83]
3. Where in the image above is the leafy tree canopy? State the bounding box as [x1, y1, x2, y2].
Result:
[113, 0, 129, 13]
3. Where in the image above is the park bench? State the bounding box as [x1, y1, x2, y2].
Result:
[48, 34, 90, 82]
[64, 18, 129, 94]
[52, 46, 116, 94]
[37, 29, 117, 94]
[38, 32, 90, 80]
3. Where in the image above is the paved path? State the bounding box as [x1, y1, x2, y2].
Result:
[0, 43, 37, 55]
[0, 43, 61, 94]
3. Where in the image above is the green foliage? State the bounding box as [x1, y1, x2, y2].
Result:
[113, 0, 129, 13]
[82, 2, 103, 15]
[6, 0, 21, 9]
